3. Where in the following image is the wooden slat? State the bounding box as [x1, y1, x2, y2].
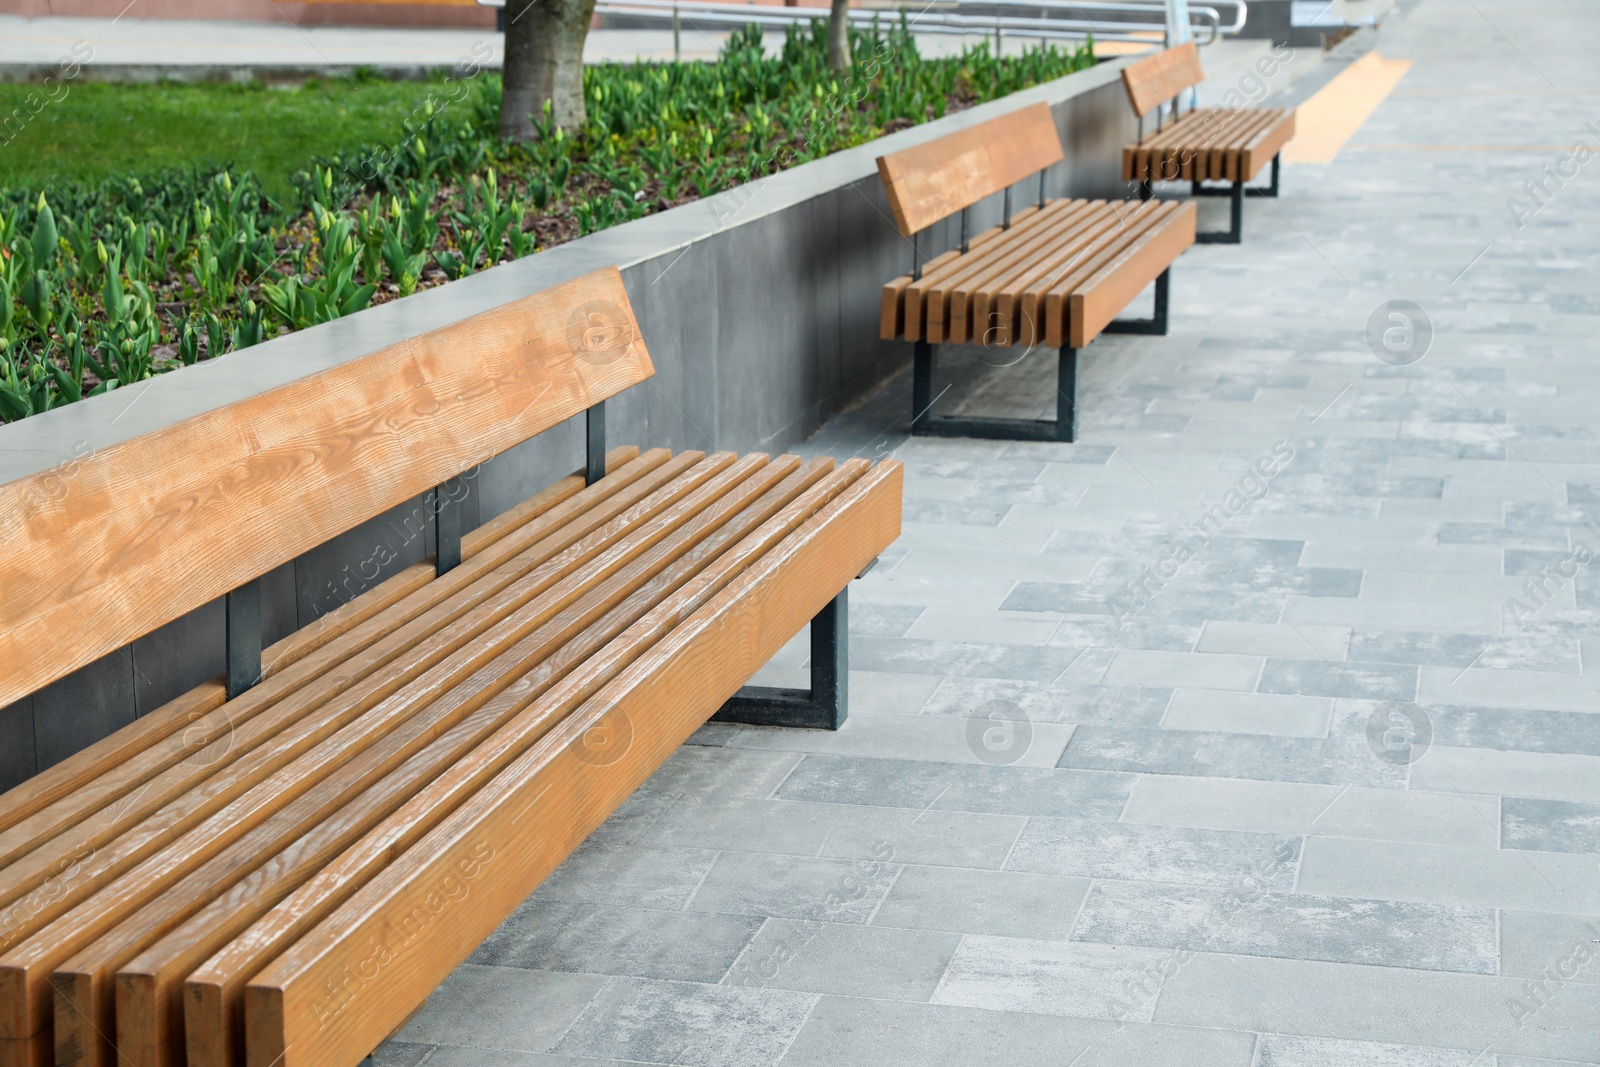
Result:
[1012, 203, 1146, 346]
[259, 446, 638, 679]
[1121, 42, 1204, 117]
[0, 452, 677, 891]
[876, 102, 1063, 237]
[119, 459, 834, 1067]
[243, 459, 903, 1067]
[53, 454, 782, 1067]
[0, 448, 637, 845]
[878, 209, 1041, 341]
[903, 204, 1061, 342]
[1240, 109, 1296, 180]
[1069, 202, 1197, 347]
[0, 267, 655, 708]
[0, 454, 720, 1065]
[1041, 204, 1176, 348]
[63, 457, 817, 1067]
[182, 460, 866, 1067]
[940, 201, 1096, 343]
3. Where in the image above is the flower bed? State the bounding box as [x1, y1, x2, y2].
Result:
[0, 22, 1094, 422]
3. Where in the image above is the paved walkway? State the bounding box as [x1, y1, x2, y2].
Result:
[378, 1, 1600, 1065]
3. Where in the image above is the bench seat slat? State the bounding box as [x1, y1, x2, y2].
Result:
[879, 205, 1045, 340]
[64, 456, 820, 1067]
[0, 449, 647, 869]
[877, 198, 1192, 350]
[1122, 108, 1294, 184]
[0, 452, 680, 896]
[242, 459, 904, 1067]
[1069, 203, 1199, 347]
[1042, 203, 1182, 347]
[0, 453, 723, 1060]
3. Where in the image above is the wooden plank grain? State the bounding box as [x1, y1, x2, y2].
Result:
[61, 456, 809, 1067]
[116, 458, 834, 1067]
[876, 103, 1062, 236]
[182, 461, 869, 1067]
[1121, 42, 1205, 117]
[244, 459, 903, 1067]
[1069, 202, 1196, 347]
[0, 267, 655, 708]
[0, 455, 725, 1063]
[0, 452, 682, 905]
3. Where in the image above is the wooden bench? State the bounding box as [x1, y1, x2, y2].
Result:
[0, 266, 903, 1067]
[1120, 42, 1296, 244]
[878, 102, 1196, 442]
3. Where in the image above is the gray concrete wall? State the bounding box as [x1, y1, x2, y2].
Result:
[0, 59, 1137, 791]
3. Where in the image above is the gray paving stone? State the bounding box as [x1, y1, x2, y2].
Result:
[870, 865, 1090, 939]
[1501, 797, 1600, 855]
[551, 977, 816, 1066]
[724, 919, 961, 1000]
[851, 635, 1090, 680]
[536, 841, 718, 911]
[1162, 690, 1332, 738]
[1431, 704, 1600, 758]
[1296, 836, 1600, 914]
[1348, 630, 1492, 667]
[1257, 659, 1419, 702]
[775, 753, 1136, 818]
[471, 900, 762, 982]
[686, 851, 900, 923]
[919, 676, 1172, 727]
[1497, 910, 1600, 983]
[932, 935, 1175, 1021]
[391, 965, 606, 1053]
[776, 994, 1257, 1067]
[1061, 711, 1409, 789]
[1153, 952, 1600, 1063]
[1007, 817, 1300, 890]
[1073, 881, 1498, 973]
[1254, 1034, 1488, 1067]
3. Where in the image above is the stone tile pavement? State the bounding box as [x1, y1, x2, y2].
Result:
[378, 0, 1600, 1064]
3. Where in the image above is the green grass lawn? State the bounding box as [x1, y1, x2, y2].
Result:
[0, 75, 457, 198]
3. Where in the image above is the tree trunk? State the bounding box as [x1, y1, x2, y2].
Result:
[500, 0, 595, 141]
[826, 0, 851, 70]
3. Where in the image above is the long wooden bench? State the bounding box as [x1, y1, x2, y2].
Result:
[878, 102, 1196, 442]
[0, 267, 903, 1067]
[1120, 41, 1296, 244]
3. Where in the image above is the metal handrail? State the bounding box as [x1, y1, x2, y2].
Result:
[475, 0, 1245, 40]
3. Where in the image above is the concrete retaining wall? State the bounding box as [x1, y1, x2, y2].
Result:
[0, 57, 1137, 790]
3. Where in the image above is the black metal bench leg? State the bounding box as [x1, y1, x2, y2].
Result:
[1057, 345, 1078, 443]
[714, 589, 848, 730]
[912, 339, 935, 434]
[226, 579, 263, 698]
[1138, 180, 1153, 203]
[1099, 268, 1171, 338]
[435, 477, 463, 576]
[1246, 154, 1282, 199]
[1196, 180, 1244, 245]
[586, 401, 606, 486]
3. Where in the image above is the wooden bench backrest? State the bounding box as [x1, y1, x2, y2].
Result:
[0, 266, 654, 708]
[1121, 42, 1205, 117]
[876, 102, 1064, 237]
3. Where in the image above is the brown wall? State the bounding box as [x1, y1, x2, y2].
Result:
[7, 0, 498, 27]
